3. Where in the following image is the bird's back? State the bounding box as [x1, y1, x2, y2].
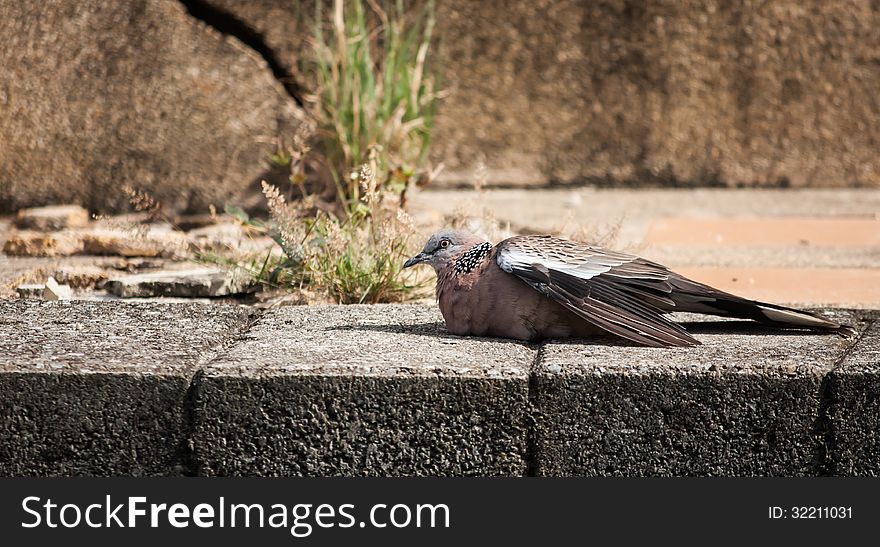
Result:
[436, 244, 601, 341]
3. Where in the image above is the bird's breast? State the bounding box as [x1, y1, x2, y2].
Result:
[436, 261, 583, 341]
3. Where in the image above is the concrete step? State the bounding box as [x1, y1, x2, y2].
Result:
[0, 301, 877, 476]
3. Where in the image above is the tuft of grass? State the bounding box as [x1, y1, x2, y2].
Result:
[207, 0, 442, 304]
[207, 156, 425, 304]
[305, 0, 441, 213]
[255, 162, 424, 304]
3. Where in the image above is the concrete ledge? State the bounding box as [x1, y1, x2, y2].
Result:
[532, 311, 865, 476]
[829, 319, 880, 476]
[0, 301, 254, 476]
[192, 305, 535, 476]
[0, 301, 877, 476]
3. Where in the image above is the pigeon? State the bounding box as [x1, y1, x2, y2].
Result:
[403, 229, 852, 347]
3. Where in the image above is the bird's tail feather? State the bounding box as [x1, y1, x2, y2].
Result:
[668, 275, 854, 336]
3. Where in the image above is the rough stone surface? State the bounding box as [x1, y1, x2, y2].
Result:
[207, 0, 880, 188]
[81, 227, 189, 258]
[192, 304, 536, 476]
[829, 314, 880, 476]
[203, 0, 304, 73]
[2, 231, 85, 257]
[104, 267, 253, 298]
[14, 205, 90, 231]
[531, 311, 865, 476]
[186, 223, 273, 253]
[0, 0, 304, 213]
[2, 226, 190, 258]
[435, 0, 880, 188]
[0, 300, 254, 476]
[51, 265, 109, 289]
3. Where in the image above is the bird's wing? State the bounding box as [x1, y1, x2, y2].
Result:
[495, 235, 699, 347]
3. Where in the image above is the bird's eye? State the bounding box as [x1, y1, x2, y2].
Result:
[439, 239, 450, 249]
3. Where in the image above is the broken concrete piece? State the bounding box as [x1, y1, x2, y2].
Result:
[187, 223, 246, 251]
[174, 214, 222, 232]
[14, 205, 90, 231]
[2, 230, 85, 257]
[186, 223, 274, 254]
[43, 277, 72, 300]
[81, 227, 188, 258]
[16, 284, 45, 299]
[52, 266, 109, 289]
[103, 267, 252, 298]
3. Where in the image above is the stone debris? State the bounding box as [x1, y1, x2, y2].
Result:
[103, 267, 252, 298]
[81, 227, 188, 258]
[52, 266, 109, 289]
[3, 226, 188, 259]
[3, 213, 264, 262]
[2, 230, 85, 257]
[103, 258, 168, 273]
[187, 223, 247, 252]
[42, 277, 72, 300]
[186, 223, 274, 254]
[14, 205, 90, 232]
[174, 214, 221, 232]
[16, 284, 45, 299]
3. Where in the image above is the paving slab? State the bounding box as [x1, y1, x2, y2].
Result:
[103, 267, 253, 298]
[192, 304, 536, 476]
[2, 230, 85, 257]
[829, 314, 880, 476]
[14, 205, 90, 232]
[0, 298, 877, 477]
[530, 311, 867, 476]
[0, 301, 254, 476]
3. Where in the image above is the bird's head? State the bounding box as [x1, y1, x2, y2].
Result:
[403, 229, 486, 273]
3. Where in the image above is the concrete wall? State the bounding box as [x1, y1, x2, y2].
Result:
[1, 1, 879, 213]
[1, 301, 877, 476]
[0, 0, 304, 213]
[130, 0, 880, 188]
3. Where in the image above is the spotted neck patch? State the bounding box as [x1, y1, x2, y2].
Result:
[453, 242, 493, 275]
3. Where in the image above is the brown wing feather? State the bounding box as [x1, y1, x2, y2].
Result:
[496, 235, 699, 347]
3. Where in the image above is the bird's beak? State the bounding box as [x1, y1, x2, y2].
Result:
[403, 252, 429, 268]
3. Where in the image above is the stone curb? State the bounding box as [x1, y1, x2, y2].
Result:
[828, 319, 880, 476]
[191, 305, 534, 476]
[0, 301, 255, 476]
[0, 301, 876, 476]
[531, 310, 867, 476]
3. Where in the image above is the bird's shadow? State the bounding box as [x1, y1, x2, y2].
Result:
[329, 319, 821, 348]
[678, 320, 820, 337]
[329, 322, 540, 348]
